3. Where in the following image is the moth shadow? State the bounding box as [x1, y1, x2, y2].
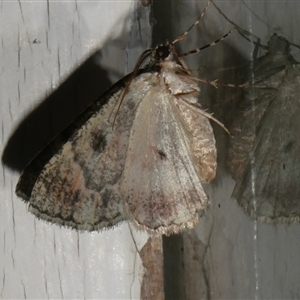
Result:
[2, 50, 114, 172]
[1, 3, 150, 175]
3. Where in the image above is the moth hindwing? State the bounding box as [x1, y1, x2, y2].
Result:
[228, 34, 300, 223]
[16, 0, 235, 235]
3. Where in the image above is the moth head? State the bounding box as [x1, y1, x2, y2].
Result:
[153, 44, 171, 61]
[153, 43, 176, 62]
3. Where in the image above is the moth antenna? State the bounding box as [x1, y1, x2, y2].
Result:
[180, 27, 236, 57]
[172, 0, 212, 45]
[112, 49, 153, 129]
[211, 0, 268, 52]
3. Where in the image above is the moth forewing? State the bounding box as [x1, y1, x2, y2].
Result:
[120, 45, 216, 235]
[27, 87, 128, 231]
[22, 72, 156, 231]
[121, 88, 210, 235]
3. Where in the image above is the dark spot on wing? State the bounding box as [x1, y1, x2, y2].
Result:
[101, 190, 110, 208]
[73, 190, 82, 203]
[126, 100, 136, 110]
[90, 130, 107, 152]
[157, 149, 167, 160]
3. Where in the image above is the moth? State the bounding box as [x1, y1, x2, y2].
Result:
[16, 0, 233, 235]
[228, 34, 300, 223]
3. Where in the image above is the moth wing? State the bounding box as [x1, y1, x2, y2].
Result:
[228, 42, 294, 181]
[232, 69, 300, 222]
[16, 72, 157, 230]
[228, 89, 275, 180]
[120, 87, 216, 235]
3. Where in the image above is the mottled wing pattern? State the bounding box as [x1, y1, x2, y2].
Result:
[16, 72, 157, 230]
[229, 50, 300, 222]
[121, 86, 216, 235]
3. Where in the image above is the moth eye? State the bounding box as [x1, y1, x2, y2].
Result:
[155, 45, 170, 60]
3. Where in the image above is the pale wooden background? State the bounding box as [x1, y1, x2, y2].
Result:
[1, 0, 300, 299]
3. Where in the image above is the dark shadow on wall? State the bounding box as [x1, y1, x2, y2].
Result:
[2, 5, 151, 173]
[2, 50, 111, 172]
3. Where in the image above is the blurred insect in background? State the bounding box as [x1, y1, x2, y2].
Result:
[228, 34, 300, 223]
